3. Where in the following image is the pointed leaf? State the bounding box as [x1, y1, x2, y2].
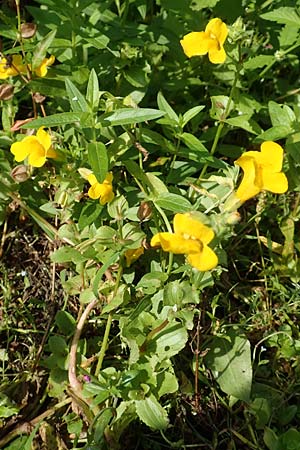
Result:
[32, 29, 56, 69]
[87, 142, 108, 183]
[135, 395, 169, 430]
[65, 78, 89, 112]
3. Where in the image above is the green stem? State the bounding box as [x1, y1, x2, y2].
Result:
[94, 265, 123, 377]
[198, 68, 239, 181]
[153, 203, 173, 274]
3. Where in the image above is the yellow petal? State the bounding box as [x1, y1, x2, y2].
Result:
[87, 173, 98, 186]
[208, 46, 226, 64]
[260, 141, 283, 172]
[36, 127, 52, 150]
[180, 32, 209, 58]
[151, 232, 201, 254]
[205, 18, 228, 45]
[124, 247, 144, 267]
[10, 138, 33, 161]
[235, 155, 261, 202]
[46, 147, 57, 159]
[34, 56, 55, 77]
[28, 151, 47, 167]
[261, 171, 288, 194]
[187, 245, 218, 271]
[104, 172, 113, 183]
[88, 182, 102, 199]
[99, 184, 114, 205]
[173, 213, 214, 244]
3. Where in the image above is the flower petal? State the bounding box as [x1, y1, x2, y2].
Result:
[235, 155, 261, 202]
[87, 173, 98, 186]
[99, 184, 114, 205]
[205, 18, 228, 44]
[88, 182, 102, 199]
[151, 232, 201, 254]
[187, 245, 218, 271]
[36, 127, 52, 150]
[124, 247, 144, 267]
[261, 171, 288, 194]
[208, 46, 226, 64]
[180, 32, 209, 58]
[173, 213, 214, 244]
[28, 151, 47, 167]
[10, 138, 33, 161]
[260, 141, 284, 172]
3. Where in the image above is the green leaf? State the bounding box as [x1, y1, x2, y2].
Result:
[157, 91, 179, 122]
[155, 193, 193, 213]
[65, 78, 90, 113]
[86, 68, 100, 110]
[32, 29, 56, 70]
[21, 112, 92, 128]
[268, 101, 295, 128]
[225, 115, 262, 135]
[103, 108, 165, 126]
[210, 96, 234, 120]
[260, 7, 300, 27]
[55, 310, 76, 336]
[264, 427, 279, 450]
[205, 330, 252, 402]
[51, 246, 87, 264]
[243, 55, 274, 70]
[87, 142, 108, 183]
[180, 132, 209, 153]
[135, 395, 169, 430]
[257, 126, 291, 141]
[182, 105, 205, 128]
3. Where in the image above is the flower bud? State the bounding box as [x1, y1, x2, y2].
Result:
[20, 23, 37, 39]
[11, 165, 30, 182]
[137, 201, 152, 221]
[0, 84, 14, 100]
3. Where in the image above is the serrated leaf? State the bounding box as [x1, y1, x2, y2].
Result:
[155, 193, 192, 213]
[102, 108, 165, 126]
[32, 29, 56, 69]
[135, 395, 169, 430]
[157, 91, 179, 122]
[243, 55, 274, 71]
[260, 7, 300, 27]
[86, 68, 99, 110]
[87, 142, 108, 183]
[205, 330, 252, 402]
[65, 78, 90, 113]
[21, 112, 92, 128]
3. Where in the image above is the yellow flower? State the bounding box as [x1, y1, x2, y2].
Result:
[151, 213, 218, 271]
[0, 55, 26, 79]
[10, 127, 57, 167]
[124, 246, 144, 267]
[87, 172, 115, 205]
[34, 55, 55, 77]
[180, 18, 228, 64]
[235, 141, 288, 203]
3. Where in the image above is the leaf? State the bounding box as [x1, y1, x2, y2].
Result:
[87, 142, 108, 183]
[155, 193, 193, 213]
[180, 132, 209, 153]
[31, 29, 56, 69]
[243, 55, 274, 71]
[225, 115, 262, 135]
[51, 246, 87, 264]
[260, 7, 300, 27]
[182, 105, 205, 128]
[268, 101, 295, 128]
[86, 68, 100, 110]
[257, 126, 291, 141]
[65, 78, 90, 113]
[21, 112, 92, 128]
[205, 330, 252, 402]
[135, 395, 169, 430]
[157, 91, 179, 122]
[102, 108, 165, 126]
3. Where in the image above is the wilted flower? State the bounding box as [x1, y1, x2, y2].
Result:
[180, 18, 228, 64]
[235, 141, 288, 203]
[10, 127, 57, 167]
[124, 247, 144, 267]
[151, 213, 218, 271]
[87, 172, 115, 205]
